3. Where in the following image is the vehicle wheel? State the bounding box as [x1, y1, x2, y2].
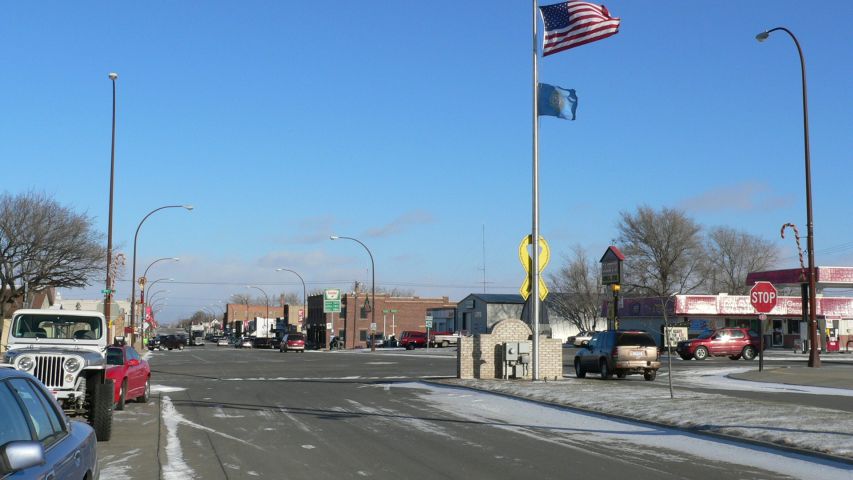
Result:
[616, 371, 627, 379]
[442, 341, 449, 348]
[140, 378, 151, 403]
[116, 379, 127, 411]
[644, 370, 657, 381]
[406, 344, 414, 350]
[574, 359, 586, 378]
[600, 360, 612, 380]
[178, 344, 184, 351]
[694, 346, 709, 361]
[168, 348, 173, 351]
[679, 354, 692, 361]
[742, 346, 756, 361]
[728, 355, 742, 360]
[90, 380, 114, 441]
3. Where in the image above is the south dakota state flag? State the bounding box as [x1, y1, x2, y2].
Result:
[538, 83, 577, 120]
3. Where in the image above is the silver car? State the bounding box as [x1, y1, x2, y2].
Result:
[0, 365, 98, 479]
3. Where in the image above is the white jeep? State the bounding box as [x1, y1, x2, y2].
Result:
[3, 309, 114, 441]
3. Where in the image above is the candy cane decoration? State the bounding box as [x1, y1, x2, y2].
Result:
[780, 223, 806, 282]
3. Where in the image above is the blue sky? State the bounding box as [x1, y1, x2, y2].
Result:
[3, 1, 852, 323]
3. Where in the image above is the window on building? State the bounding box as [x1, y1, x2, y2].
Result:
[359, 329, 368, 341]
[787, 320, 800, 334]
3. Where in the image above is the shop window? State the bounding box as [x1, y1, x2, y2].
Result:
[787, 320, 799, 334]
[359, 329, 368, 341]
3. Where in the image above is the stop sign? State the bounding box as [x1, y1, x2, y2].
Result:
[750, 281, 778, 314]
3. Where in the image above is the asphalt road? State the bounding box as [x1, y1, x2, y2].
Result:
[97, 345, 852, 479]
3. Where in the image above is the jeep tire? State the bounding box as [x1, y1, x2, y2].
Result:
[90, 380, 114, 441]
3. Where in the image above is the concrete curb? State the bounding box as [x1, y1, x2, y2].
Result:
[422, 378, 853, 467]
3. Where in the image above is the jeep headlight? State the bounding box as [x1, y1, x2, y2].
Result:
[64, 357, 82, 373]
[17, 356, 35, 371]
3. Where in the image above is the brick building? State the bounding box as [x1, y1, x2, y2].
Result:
[305, 293, 456, 349]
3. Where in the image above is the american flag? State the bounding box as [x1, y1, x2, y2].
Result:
[539, 2, 620, 56]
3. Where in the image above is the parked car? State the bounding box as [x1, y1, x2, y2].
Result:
[105, 344, 151, 410]
[3, 309, 115, 441]
[0, 365, 99, 479]
[572, 331, 596, 347]
[399, 331, 428, 350]
[160, 334, 186, 351]
[235, 337, 254, 348]
[574, 330, 661, 381]
[430, 331, 461, 348]
[217, 337, 231, 346]
[676, 328, 762, 361]
[366, 333, 386, 348]
[280, 333, 306, 353]
[252, 337, 274, 349]
[147, 335, 162, 350]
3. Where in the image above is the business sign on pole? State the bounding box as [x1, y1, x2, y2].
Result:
[323, 289, 342, 313]
[599, 246, 625, 285]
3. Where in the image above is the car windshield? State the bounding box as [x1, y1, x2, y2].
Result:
[288, 334, 305, 341]
[12, 313, 103, 340]
[106, 347, 125, 366]
[617, 333, 656, 347]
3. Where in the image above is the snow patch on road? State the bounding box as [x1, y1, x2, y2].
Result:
[98, 448, 142, 480]
[161, 396, 197, 480]
[301, 444, 315, 449]
[151, 384, 186, 393]
[393, 382, 853, 477]
[213, 406, 245, 418]
[345, 399, 456, 440]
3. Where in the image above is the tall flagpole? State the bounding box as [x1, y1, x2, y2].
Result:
[531, 0, 541, 380]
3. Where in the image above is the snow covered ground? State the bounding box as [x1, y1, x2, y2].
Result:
[393, 381, 852, 479]
[430, 366, 853, 462]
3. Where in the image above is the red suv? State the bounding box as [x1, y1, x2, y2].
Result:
[399, 331, 427, 350]
[676, 328, 761, 361]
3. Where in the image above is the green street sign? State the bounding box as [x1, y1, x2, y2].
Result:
[101, 289, 113, 294]
[324, 299, 342, 314]
[382, 309, 399, 313]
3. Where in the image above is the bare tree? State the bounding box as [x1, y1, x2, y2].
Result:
[0, 192, 105, 319]
[374, 286, 416, 297]
[547, 245, 607, 332]
[617, 205, 704, 297]
[230, 293, 250, 305]
[703, 227, 779, 295]
[277, 292, 301, 305]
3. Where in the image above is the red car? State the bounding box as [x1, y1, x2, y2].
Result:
[105, 345, 151, 410]
[400, 331, 428, 350]
[279, 333, 305, 353]
[675, 327, 762, 361]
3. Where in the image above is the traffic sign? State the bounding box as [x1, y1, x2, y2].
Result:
[323, 289, 342, 313]
[425, 315, 433, 328]
[101, 289, 113, 294]
[750, 282, 778, 314]
[518, 235, 550, 301]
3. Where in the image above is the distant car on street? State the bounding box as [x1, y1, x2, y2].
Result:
[280, 333, 306, 353]
[105, 344, 151, 410]
[235, 337, 253, 348]
[572, 331, 596, 347]
[160, 334, 186, 351]
[366, 333, 386, 348]
[574, 330, 661, 381]
[0, 366, 99, 479]
[217, 337, 231, 346]
[676, 328, 762, 361]
[399, 331, 428, 350]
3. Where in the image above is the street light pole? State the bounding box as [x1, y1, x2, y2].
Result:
[331, 235, 376, 352]
[104, 72, 118, 323]
[130, 205, 193, 347]
[276, 268, 307, 328]
[140, 277, 172, 339]
[247, 285, 270, 322]
[756, 27, 820, 367]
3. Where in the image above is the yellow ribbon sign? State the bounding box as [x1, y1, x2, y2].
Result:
[518, 235, 550, 301]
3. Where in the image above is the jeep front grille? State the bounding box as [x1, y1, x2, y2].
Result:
[34, 356, 64, 388]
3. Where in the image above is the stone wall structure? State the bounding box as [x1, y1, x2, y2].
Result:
[458, 318, 563, 380]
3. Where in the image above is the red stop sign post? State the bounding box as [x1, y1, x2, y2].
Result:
[750, 281, 777, 371]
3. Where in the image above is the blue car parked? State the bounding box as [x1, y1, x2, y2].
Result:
[0, 365, 98, 479]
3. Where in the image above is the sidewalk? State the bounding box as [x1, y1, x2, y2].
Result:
[433, 365, 853, 463]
